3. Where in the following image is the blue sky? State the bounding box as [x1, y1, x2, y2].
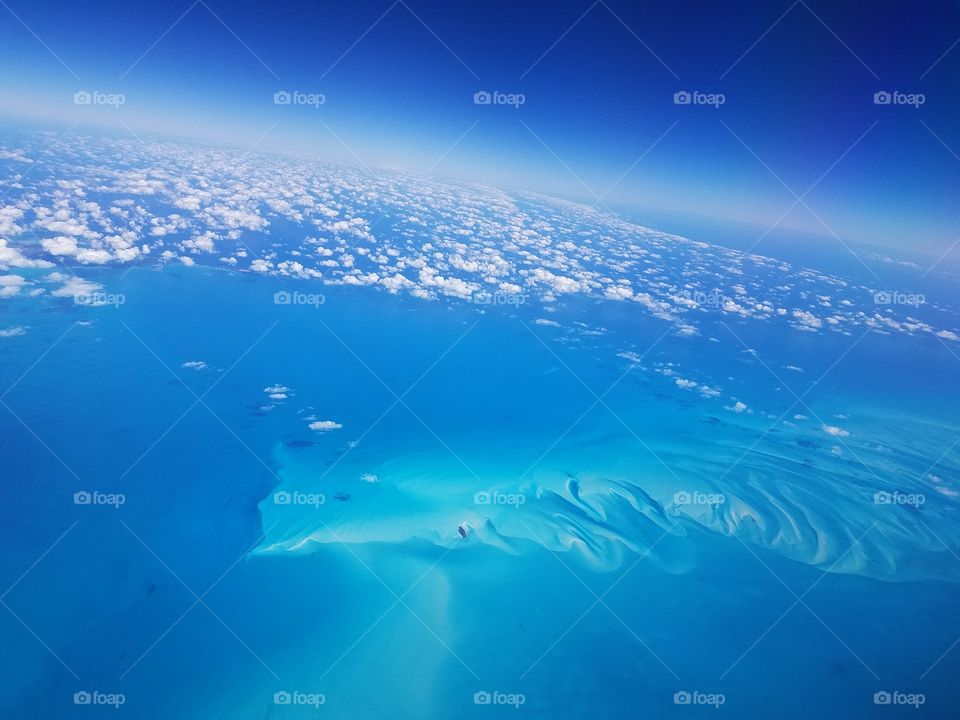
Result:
[1, 0, 959, 254]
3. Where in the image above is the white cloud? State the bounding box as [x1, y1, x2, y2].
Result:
[76, 248, 113, 264]
[41, 236, 78, 256]
[822, 424, 850, 438]
[50, 276, 102, 298]
[182, 232, 217, 253]
[792, 310, 822, 330]
[0, 239, 54, 269]
[0, 206, 24, 236]
[604, 285, 633, 301]
[0, 274, 27, 298]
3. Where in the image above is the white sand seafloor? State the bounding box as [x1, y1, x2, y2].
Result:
[257, 410, 960, 584]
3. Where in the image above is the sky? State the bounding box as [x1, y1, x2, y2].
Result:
[0, 0, 959, 256]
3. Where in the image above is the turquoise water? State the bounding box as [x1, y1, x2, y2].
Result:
[1, 264, 958, 718]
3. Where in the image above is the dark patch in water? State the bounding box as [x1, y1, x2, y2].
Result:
[286, 440, 315, 448]
[796, 438, 820, 450]
[334, 492, 351, 502]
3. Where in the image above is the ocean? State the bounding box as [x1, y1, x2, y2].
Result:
[1, 260, 958, 718]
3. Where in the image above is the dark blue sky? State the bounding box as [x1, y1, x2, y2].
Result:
[1, 0, 959, 254]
